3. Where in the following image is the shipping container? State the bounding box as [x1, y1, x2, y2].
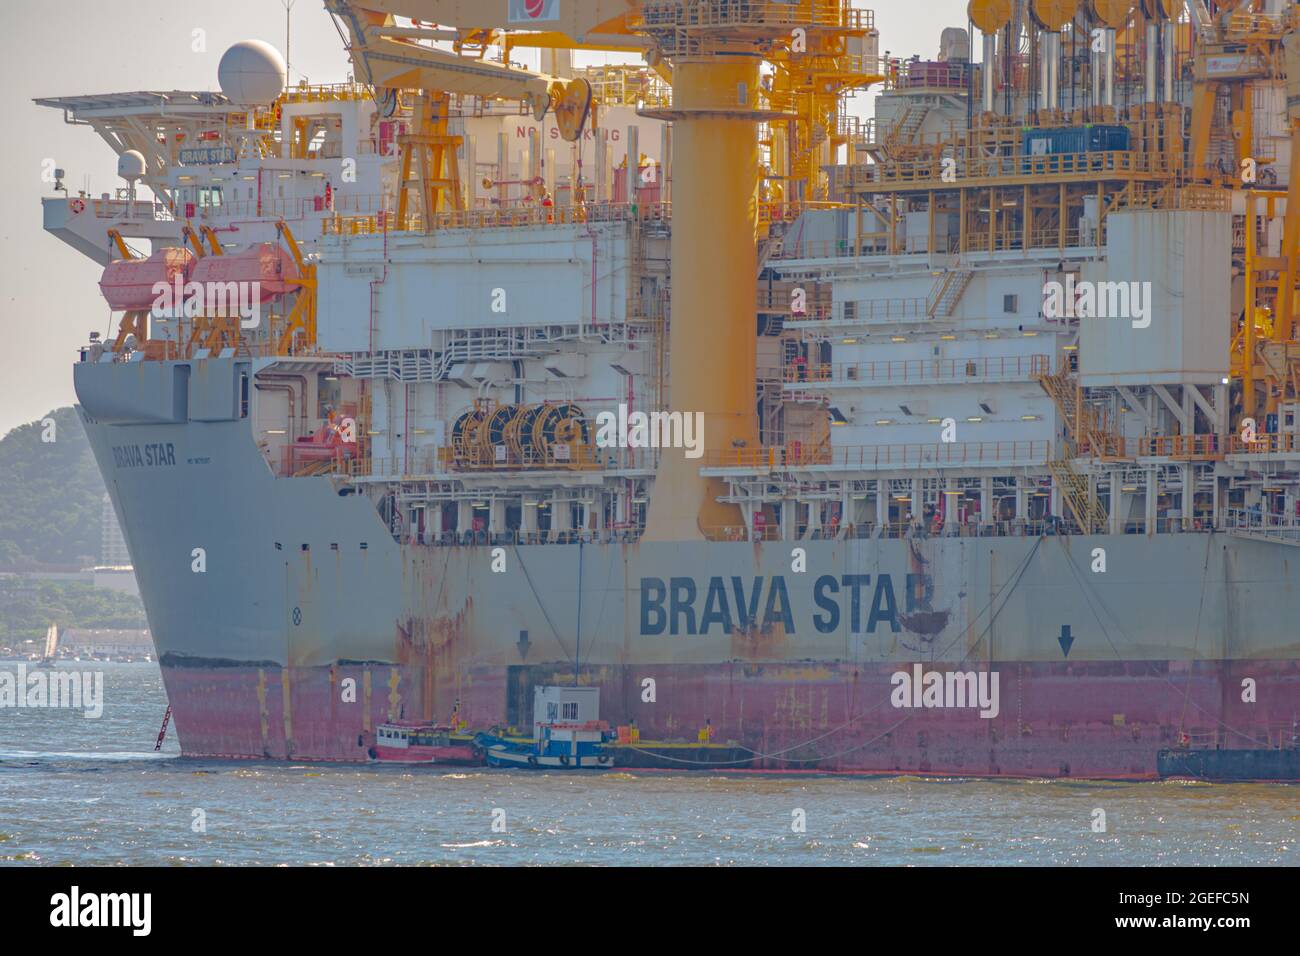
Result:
[1021, 124, 1131, 173]
[1022, 124, 1130, 158]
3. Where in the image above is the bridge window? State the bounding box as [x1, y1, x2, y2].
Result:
[197, 185, 223, 209]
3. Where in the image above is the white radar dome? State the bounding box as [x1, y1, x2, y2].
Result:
[117, 150, 146, 181]
[217, 40, 287, 106]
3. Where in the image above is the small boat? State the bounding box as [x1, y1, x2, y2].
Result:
[475, 686, 615, 770]
[33, 624, 60, 668]
[369, 721, 482, 765]
[476, 721, 615, 769]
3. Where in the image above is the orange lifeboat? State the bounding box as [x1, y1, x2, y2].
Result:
[189, 243, 300, 303]
[98, 247, 194, 312]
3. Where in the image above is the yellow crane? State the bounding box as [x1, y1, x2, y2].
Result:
[325, 0, 616, 227]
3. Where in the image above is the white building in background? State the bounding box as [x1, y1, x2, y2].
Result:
[100, 494, 130, 566]
[96, 493, 139, 596]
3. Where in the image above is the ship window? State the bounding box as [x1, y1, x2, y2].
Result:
[330, 543, 339, 551]
[317, 373, 342, 418]
[1003, 294, 1018, 313]
[301, 544, 309, 551]
[274, 542, 282, 550]
[360, 542, 368, 550]
[198, 185, 223, 209]
[562, 702, 579, 720]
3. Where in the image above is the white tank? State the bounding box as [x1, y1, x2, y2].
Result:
[939, 27, 970, 62]
[217, 40, 286, 106]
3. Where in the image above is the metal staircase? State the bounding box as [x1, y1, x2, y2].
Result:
[862, 104, 931, 163]
[1036, 368, 1124, 458]
[1036, 367, 1123, 532]
[1046, 458, 1107, 533]
[926, 255, 972, 317]
[890, 104, 929, 145]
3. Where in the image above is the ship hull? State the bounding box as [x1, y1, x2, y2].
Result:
[155, 658, 1298, 777]
[75, 361, 1300, 778]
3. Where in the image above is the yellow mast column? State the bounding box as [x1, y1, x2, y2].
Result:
[643, 56, 762, 541]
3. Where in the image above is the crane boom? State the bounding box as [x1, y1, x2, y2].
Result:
[334, 0, 633, 41]
[327, 0, 610, 228]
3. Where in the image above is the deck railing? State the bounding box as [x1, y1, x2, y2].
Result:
[784, 354, 1051, 386]
[703, 440, 1051, 471]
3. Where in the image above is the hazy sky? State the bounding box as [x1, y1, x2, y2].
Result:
[0, 0, 970, 437]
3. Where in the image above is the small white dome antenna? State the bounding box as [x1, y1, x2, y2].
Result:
[118, 150, 146, 196]
[117, 149, 146, 217]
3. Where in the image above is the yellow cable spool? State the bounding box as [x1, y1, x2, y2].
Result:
[483, 404, 518, 464]
[968, 0, 1013, 33]
[1090, 0, 1135, 29]
[505, 404, 541, 464]
[531, 403, 588, 464]
[1030, 0, 1078, 31]
[452, 399, 497, 467]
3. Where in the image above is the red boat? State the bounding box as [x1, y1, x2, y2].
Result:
[369, 722, 482, 765]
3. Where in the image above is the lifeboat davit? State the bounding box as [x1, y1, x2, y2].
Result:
[189, 243, 300, 303]
[98, 247, 194, 312]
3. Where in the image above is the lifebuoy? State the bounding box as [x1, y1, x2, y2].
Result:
[69, 199, 86, 215]
[526, 755, 538, 767]
[597, 754, 610, 765]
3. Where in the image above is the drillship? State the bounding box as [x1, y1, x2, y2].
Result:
[39, 0, 1300, 778]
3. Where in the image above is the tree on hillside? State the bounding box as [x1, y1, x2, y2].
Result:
[0, 407, 107, 568]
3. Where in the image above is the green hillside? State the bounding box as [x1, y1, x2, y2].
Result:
[0, 407, 106, 568]
[0, 579, 148, 649]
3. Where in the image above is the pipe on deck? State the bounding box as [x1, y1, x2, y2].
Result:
[982, 33, 996, 114]
[1145, 22, 1158, 105]
[1105, 29, 1115, 108]
[1163, 21, 1176, 103]
[643, 57, 760, 541]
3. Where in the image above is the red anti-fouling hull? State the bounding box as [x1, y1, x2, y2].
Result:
[159, 659, 1300, 778]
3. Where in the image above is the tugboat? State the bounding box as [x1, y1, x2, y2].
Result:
[476, 687, 615, 770]
[369, 720, 483, 766]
